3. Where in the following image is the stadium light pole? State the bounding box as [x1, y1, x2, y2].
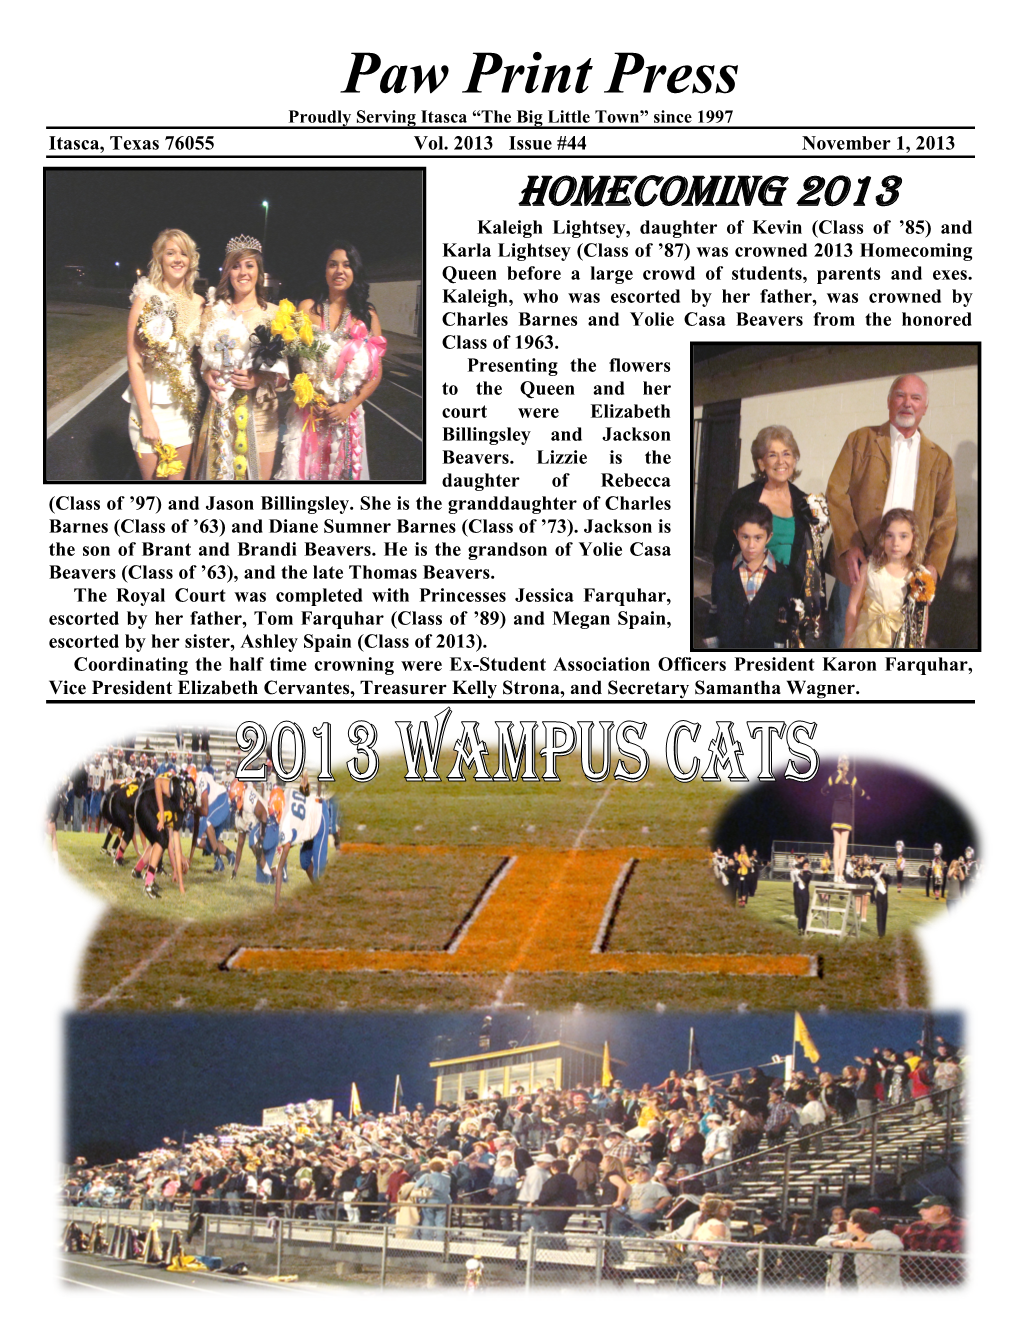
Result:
[262, 200, 269, 249]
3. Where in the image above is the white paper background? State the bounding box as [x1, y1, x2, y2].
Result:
[20, 5, 1005, 1312]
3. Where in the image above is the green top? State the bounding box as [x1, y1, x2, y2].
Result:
[769, 514, 796, 566]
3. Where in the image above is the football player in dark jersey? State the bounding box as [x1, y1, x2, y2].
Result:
[103, 775, 144, 863]
[134, 774, 195, 899]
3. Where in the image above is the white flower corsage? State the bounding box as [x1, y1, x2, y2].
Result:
[200, 316, 252, 373]
[142, 309, 175, 345]
[806, 493, 830, 531]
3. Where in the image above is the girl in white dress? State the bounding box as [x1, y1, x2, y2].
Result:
[844, 507, 928, 649]
[124, 229, 204, 479]
[193, 236, 288, 480]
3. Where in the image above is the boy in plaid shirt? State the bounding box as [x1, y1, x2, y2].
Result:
[712, 503, 796, 650]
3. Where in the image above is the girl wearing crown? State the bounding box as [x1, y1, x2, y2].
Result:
[277, 242, 386, 481]
[124, 229, 204, 478]
[192, 236, 288, 481]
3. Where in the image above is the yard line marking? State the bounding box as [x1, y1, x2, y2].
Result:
[576, 782, 616, 847]
[894, 934, 910, 1007]
[383, 377, 423, 399]
[82, 922, 192, 1011]
[217, 836, 818, 981]
[384, 353, 423, 374]
[502, 781, 617, 973]
[366, 399, 422, 442]
[445, 856, 516, 953]
[591, 858, 638, 953]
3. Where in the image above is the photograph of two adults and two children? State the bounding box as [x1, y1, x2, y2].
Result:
[691, 342, 978, 653]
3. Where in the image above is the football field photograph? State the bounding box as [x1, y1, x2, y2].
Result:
[62, 754, 931, 1014]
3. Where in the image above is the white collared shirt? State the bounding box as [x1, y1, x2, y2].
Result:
[882, 423, 921, 514]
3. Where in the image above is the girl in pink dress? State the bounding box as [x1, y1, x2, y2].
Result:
[278, 242, 387, 481]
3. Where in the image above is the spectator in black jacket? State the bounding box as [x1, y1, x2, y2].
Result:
[854, 1055, 882, 1134]
[72, 763, 89, 832]
[337, 1153, 361, 1220]
[671, 1121, 706, 1179]
[603, 1090, 627, 1128]
[640, 1119, 668, 1166]
[536, 1159, 578, 1231]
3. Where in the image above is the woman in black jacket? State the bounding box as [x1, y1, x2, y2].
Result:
[708, 425, 828, 647]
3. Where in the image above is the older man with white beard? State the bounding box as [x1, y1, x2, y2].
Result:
[825, 373, 957, 641]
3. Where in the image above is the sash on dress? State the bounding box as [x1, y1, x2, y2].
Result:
[295, 317, 386, 480]
[850, 599, 904, 649]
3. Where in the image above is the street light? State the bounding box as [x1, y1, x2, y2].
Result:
[262, 200, 269, 249]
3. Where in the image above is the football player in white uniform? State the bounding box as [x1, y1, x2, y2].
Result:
[271, 784, 330, 912]
[86, 755, 104, 832]
[190, 767, 235, 873]
[228, 779, 274, 884]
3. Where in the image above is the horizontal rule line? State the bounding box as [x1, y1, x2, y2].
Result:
[46, 124, 977, 131]
[46, 699, 977, 706]
[45, 154, 976, 161]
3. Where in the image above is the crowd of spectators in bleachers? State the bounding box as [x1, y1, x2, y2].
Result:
[62, 1034, 964, 1267]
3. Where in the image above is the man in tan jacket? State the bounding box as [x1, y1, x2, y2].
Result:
[825, 374, 957, 641]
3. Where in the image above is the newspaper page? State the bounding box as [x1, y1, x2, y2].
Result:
[29, 5, 999, 1305]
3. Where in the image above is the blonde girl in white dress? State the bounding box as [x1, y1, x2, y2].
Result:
[125, 229, 204, 479]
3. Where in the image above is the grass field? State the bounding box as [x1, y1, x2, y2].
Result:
[73, 762, 929, 1013]
[46, 304, 127, 407]
[735, 877, 946, 944]
[58, 828, 320, 922]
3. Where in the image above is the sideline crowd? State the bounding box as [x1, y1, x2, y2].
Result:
[63, 1035, 964, 1275]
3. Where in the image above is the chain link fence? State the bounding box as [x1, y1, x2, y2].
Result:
[62, 1206, 964, 1288]
[62, 1086, 965, 1286]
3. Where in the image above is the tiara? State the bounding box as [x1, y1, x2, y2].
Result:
[225, 235, 263, 256]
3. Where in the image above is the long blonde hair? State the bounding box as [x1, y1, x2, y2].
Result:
[148, 229, 199, 295]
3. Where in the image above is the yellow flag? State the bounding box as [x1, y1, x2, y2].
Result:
[602, 1041, 612, 1087]
[794, 1012, 820, 1063]
[350, 1082, 363, 1117]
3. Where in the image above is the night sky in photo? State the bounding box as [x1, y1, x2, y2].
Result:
[45, 168, 423, 293]
[66, 1009, 962, 1165]
[712, 757, 977, 859]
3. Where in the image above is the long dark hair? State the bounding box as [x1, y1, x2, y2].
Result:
[315, 241, 373, 327]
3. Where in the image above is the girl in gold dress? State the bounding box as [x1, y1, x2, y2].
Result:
[844, 508, 928, 649]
